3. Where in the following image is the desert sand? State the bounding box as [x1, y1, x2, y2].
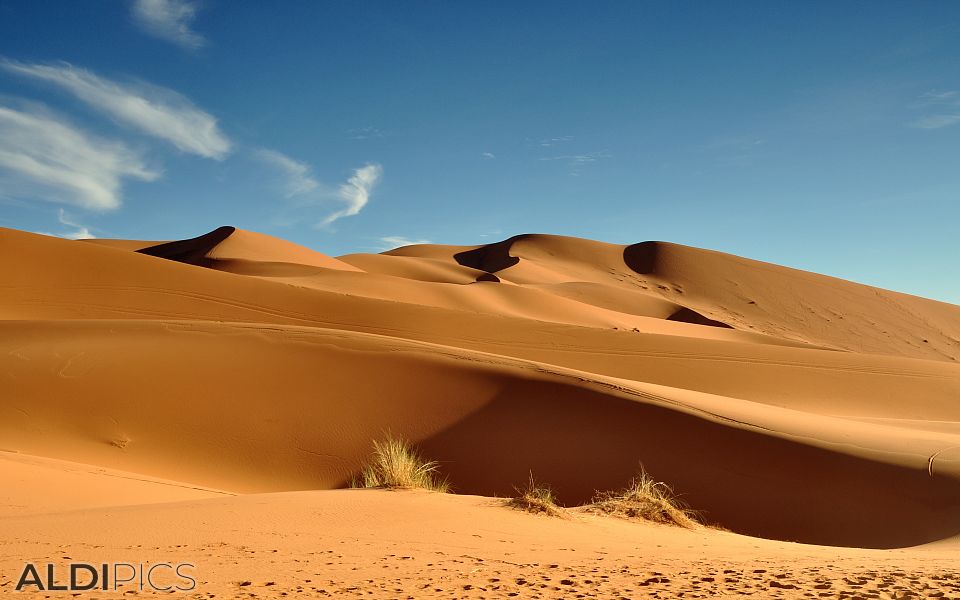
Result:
[1, 225, 958, 598]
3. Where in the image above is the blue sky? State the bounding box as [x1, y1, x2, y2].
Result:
[0, 1, 958, 303]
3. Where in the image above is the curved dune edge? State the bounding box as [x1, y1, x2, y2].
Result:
[2, 319, 958, 548]
[0, 452, 232, 516]
[384, 233, 960, 361]
[136, 225, 363, 273]
[4, 226, 960, 555]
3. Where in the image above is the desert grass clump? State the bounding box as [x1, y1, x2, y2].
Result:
[588, 469, 699, 528]
[507, 473, 567, 518]
[351, 434, 449, 492]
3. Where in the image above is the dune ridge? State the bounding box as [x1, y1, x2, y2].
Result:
[2, 225, 959, 554]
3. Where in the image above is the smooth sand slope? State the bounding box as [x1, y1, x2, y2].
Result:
[2, 225, 959, 597]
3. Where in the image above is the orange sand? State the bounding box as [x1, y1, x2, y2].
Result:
[2, 226, 958, 598]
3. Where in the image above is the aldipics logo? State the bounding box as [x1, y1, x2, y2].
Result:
[15, 562, 196, 592]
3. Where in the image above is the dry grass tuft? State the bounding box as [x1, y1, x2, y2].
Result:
[587, 468, 698, 528]
[351, 434, 449, 492]
[507, 473, 567, 518]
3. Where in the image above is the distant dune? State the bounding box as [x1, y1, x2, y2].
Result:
[2, 226, 959, 598]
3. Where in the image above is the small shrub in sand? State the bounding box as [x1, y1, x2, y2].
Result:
[351, 434, 449, 492]
[588, 469, 698, 528]
[507, 473, 567, 518]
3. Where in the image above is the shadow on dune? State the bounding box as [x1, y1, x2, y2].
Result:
[623, 241, 733, 328]
[137, 225, 236, 267]
[414, 379, 960, 549]
[622, 240, 662, 275]
[667, 307, 733, 328]
[454, 237, 523, 273]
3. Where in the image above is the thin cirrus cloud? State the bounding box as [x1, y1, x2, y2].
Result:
[909, 90, 960, 130]
[916, 90, 959, 103]
[0, 103, 159, 211]
[912, 114, 960, 130]
[348, 127, 385, 140]
[56, 209, 95, 239]
[255, 150, 383, 227]
[131, 0, 206, 50]
[378, 235, 431, 250]
[1, 59, 231, 159]
[33, 210, 96, 240]
[539, 150, 611, 175]
[320, 163, 383, 226]
[538, 135, 573, 147]
[2, 58, 382, 228]
[253, 148, 320, 198]
[36, 209, 96, 240]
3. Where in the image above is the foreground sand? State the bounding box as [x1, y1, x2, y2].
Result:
[1, 454, 958, 599]
[1, 226, 959, 597]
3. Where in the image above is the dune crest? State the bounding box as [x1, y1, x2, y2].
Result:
[137, 225, 363, 274]
[2, 225, 959, 553]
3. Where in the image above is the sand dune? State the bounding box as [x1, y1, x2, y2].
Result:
[381, 234, 960, 361]
[137, 225, 363, 273]
[2, 316, 958, 548]
[3, 225, 960, 595]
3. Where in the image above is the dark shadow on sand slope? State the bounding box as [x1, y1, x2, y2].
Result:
[622, 240, 663, 275]
[415, 378, 960, 549]
[137, 225, 236, 267]
[668, 307, 733, 328]
[454, 237, 524, 273]
[623, 241, 733, 328]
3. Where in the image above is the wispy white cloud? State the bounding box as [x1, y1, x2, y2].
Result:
[2, 59, 231, 159]
[258, 153, 383, 228]
[378, 235, 431, 250]
[912, 114, 960, 129]
[33, 210, 96, 239]
[914, 90, 960, 106]
[253, 148, 320, 197]
[320, 163, 382, 226]
[538, 135, 573, 147]
[909, 89, 960, 130]
[348, 127, 385, 140]
[55, 209, 95, 239]
[539, 150, 611, 175]
[481, 152, 496, 159]
[0, 103, 159, 210]
[131, 0, 206, 50]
